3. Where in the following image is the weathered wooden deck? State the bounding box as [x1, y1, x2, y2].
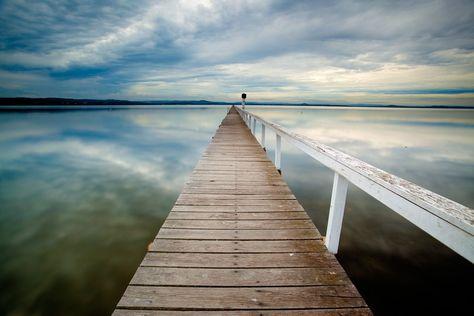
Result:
[113, 106, 371, 315]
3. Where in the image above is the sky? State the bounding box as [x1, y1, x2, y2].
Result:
[0, 0, 473, 106]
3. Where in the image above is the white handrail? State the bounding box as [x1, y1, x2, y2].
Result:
[236, 106, 474, 262]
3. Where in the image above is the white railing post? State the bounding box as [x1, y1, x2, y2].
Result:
[325, 173, 349, 254]
[252, 118, 256, 134]
[261, 124, 266, 150]
[234, 107, 474, 262]
[275, 134, 281, 171]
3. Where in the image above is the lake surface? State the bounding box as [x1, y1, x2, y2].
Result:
[0, 106, 472, 315]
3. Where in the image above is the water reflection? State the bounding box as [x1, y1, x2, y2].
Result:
[249, 106, 473, 315]
[0, 107, 227, 315]
[0, 106, 472, 315]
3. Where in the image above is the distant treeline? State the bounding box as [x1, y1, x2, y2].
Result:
[0, 97, 472, 109]
[0, 97, 228, 106]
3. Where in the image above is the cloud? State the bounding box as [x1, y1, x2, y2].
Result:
[0, 0, 473, 105]
[0, 1, 161, 68]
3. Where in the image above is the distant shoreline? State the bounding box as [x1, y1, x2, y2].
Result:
[0, 97, 472, 109]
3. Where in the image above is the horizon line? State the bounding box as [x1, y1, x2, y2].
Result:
[0, 96, 473, 109]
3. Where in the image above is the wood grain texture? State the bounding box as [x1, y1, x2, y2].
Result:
[171, 204, 305, 212]
[166, 211, 309, 220]
[175, 199, 303, 206]
[149, 239, 327, 253]
[113, 106, 370, 314]
[116, 285, 367, 310]
[113, 309, 372, 316]
[141, 252, 337, 268]
[161, 219, 315, 229]
[130, 267, 348, 286]
[156, 228, 321, 240]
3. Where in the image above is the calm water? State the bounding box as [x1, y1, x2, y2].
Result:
[0, 107, 227, 315]
[0, 106, 472, 315]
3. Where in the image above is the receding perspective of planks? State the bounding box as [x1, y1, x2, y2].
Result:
[114, 107, 371, 315]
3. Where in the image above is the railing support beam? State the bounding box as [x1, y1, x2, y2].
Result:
[261, 124, 266, 150]
[252, 118, 256, 134]
[275, 134, 281, 171]
[325, 173, 349, 254]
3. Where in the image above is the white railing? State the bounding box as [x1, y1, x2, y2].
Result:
[236, 107, 474, 262]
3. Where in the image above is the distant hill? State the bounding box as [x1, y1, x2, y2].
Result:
[0, 97, 472, 109]
[0, 97, 229, 106]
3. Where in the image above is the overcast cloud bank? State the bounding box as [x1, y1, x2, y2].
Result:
[0, 0, 473, 105]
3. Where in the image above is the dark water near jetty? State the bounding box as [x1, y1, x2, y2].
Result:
[0, 105, 472, 315]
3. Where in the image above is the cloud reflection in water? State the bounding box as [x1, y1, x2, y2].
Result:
[0, 107, 227, 315]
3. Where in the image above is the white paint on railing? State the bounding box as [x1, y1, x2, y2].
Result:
[325, 173, 349, 253]
[261, 124, 266, 150]
[275, 134, 282, 171]
[236, 106, 474, 262]
[252, 117, 257, 134]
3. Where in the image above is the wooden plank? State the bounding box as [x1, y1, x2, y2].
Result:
[191, 171, 280, 175]
[176, 200, 302, 206]
[194, 162, 275, 173]
[189, 174, 282, 180]
[193, 168, 279, 173]
[116, 285, 367, 310]
[170, 205, 305, 213]
[181, 188, 293, 194]
[149, 239, 326, 253]
[195, 163, 276, 168]
[200, 157, 271, 161]
[184, 184, 289, 189]
[161, 219, 315, 229]
[235, 204, 305, 212]
[166, 211, 309, 220]
[113, 309, 373, 315]
[171, 205, 236, 212]
[156, 228, 321, 240]
[186, 180, 288, 186]
[141, 252, 338, 268]
[177, 194, 296, 200]
[130, 267, 348, 286]
[186, 176, 283, 182]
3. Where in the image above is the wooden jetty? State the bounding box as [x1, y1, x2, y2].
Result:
[113, 107, 371, 315]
